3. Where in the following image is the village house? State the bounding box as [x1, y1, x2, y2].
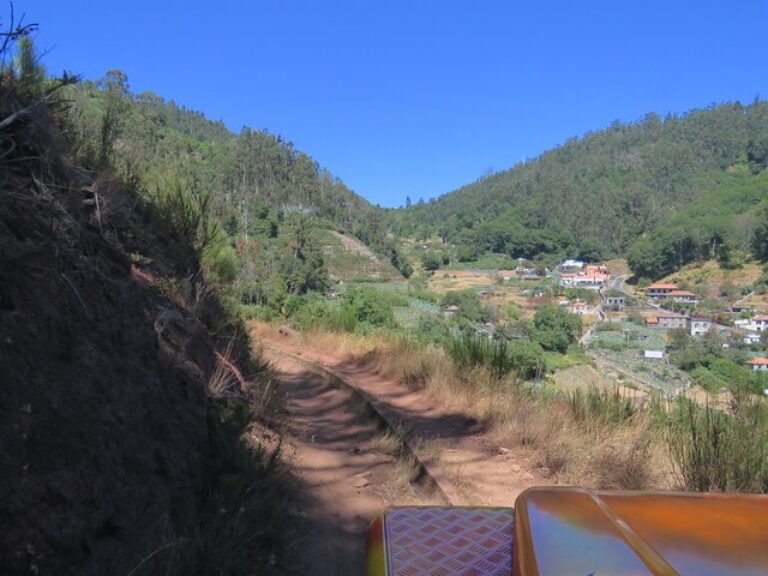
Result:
[646, 283, 679, 300]
[605, 295, 625, 310]
[560, 259, 584, 273]
[571, 301, 589, 315]
[751, 315, 768, 332]
[744, 332, 763, 345]
[669, 289, 700, 305]
[746, 357, 768, 371]
[646, 311, 687, 330]
[689, 317, 712, 337]
[560, 274, 607, 290]
[584, 264, 609, 277]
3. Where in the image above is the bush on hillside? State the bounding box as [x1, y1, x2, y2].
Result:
[528, 304, 582, 353]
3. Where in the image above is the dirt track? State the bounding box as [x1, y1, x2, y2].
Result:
[266, 352, 441, 574]
[259, 331, 553, 573]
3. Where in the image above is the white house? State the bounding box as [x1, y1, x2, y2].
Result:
[560, 274, 606, 290]
[560, 259, 585, 273]
[744, 332, 763, 345]
[689, 317, 712, 337]
[751, 315, 768, 332]
[669, 290, 700, 305]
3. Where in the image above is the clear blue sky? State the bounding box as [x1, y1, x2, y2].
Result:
[14, 1, 768, 207]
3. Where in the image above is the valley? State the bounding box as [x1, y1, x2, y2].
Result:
[2, 13, 768, 575]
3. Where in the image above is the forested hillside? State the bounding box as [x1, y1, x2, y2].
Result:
[63, 71, 408, 309]
[391, 103, 768, 278]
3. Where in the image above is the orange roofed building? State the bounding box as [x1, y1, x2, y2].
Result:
[647, 283, 679, 300]
[746, 357, 768, 371]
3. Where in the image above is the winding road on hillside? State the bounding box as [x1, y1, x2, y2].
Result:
[256, 328, 553, 575]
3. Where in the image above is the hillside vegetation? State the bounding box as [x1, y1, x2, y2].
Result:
[1, 34, 298, 575]
[65, 71, 410, 295]
[392, 103, 768, 277]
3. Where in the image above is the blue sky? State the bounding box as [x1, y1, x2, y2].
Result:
[14, 1, 768, 207]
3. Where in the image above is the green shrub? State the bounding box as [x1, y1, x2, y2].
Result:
[441, 290, 487, 323]
[289, 296, 358, 333]
[345, 287, 397, 328]
[203, 242, 238, 284]
[528, 304, 582, 353]
[594, 322, 624, 332]
[146, 173, 220, 255]
[666, 393, 768, 492]
[566, 386, 637, 425]
[446, 333, 543, 380]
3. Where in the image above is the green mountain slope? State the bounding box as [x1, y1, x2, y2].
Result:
[392, 102, 768, 276]
[66, 71, 404, 274]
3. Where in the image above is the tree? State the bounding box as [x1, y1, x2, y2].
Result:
[13, 36, 44, 97]
[422, 252, 441, 271]
[528, 304, 581, 353]
[753, 204, 768, 260]
[345, 287, 395, 328]
[98, 69, 129, 166]
[508, 340, 544, 380]
[668, 328, 692, 351]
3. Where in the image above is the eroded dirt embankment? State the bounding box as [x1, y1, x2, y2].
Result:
[0, 138, 271, 573]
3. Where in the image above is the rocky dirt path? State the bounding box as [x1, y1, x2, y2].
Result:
[265, 351, 442, 575]
[257, 329, 552, 516]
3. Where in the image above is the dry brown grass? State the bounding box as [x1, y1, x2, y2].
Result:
[251, 322, 671, 490]
[659, 259, 763, 300]
[342, 335, 667, 490]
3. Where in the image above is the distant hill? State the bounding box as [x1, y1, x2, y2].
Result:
[66, 72, 406, 275]
[391, 102, 768, 277]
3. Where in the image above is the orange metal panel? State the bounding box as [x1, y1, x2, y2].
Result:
[368, 489, 768, 575]
[514, 487, 768, 576]
[366, 515, 388, 576]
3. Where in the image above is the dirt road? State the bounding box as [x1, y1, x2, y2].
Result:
[267, 352, 442, 574]
[257, 328, 554, 573]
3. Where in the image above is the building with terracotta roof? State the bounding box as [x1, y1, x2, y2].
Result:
[647, 283, 679, 299]
[570, 301, 589, 315]
[746, 357, 768, 371]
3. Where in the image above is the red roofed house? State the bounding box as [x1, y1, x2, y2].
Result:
[647, 283, 679, 300]
[584, 264, 609, 278]
[570, 301, 589, 315]
[746, 357, 768, 371]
